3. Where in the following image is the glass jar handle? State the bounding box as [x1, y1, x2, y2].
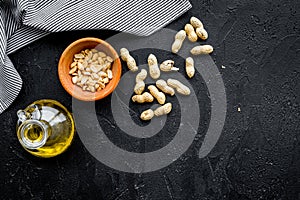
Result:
[17, 105, 41, 125]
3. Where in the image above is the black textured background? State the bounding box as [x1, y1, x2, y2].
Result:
[1, 0, 300, 199]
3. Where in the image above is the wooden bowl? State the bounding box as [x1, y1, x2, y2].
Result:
[58, 37, 121, 101]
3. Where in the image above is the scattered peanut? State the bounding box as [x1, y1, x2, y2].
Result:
[171, 30, 186, 53]
[120, 48, 138, 72]
[69, 48, 114, 92]
[140, 109, 154, 121]
[167, 79, 191, 95]
[134, 69, 147, 95]
[196, 28, 208, 41]
[185, 24, 198, 42]
[148, 54, 160, 79]
[185, 57, 195, 78]
[132, 92, 154, 103]
[154, 103, 172, 117]
[148, 85, 166, 105]
[160, 60, 179, 72]
[190, 45, 214, 55]
[190, 16, 204, 29]
[156, 80, 175, 96]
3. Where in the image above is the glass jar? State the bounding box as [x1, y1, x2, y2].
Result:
[16, 99, 75, 158]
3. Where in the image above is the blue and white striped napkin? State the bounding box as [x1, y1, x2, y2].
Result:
[0, 0, 192, 114]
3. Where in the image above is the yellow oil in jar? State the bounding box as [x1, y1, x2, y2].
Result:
[23, 123, 44, 142]
[17, 99, 75, 158]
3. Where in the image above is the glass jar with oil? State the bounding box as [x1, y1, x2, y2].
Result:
[16, 99, 75, 158]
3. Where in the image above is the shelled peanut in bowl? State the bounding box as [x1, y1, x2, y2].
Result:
[69, 49, 113, 93]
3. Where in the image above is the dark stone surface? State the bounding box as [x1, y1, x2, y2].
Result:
[1, 0, 300, 199]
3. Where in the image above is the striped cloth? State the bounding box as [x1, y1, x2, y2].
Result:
[0, 0, 192, 114]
